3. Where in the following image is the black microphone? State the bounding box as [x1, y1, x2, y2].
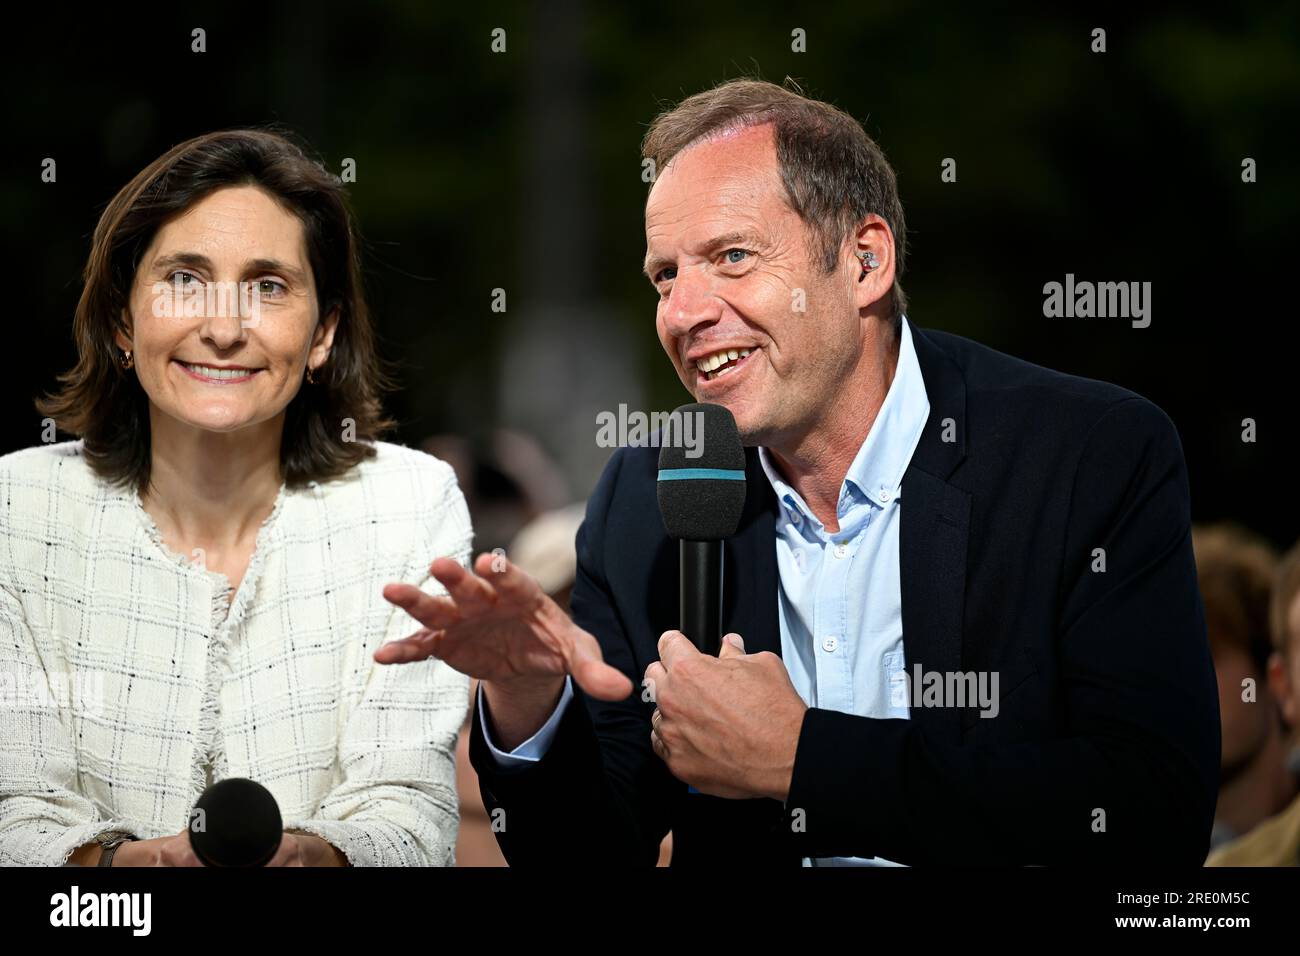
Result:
[656, 403, 747, 656]
[187, 777, 283, 867]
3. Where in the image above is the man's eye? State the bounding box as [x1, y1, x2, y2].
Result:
[656, 267, 677, 283]
[724, 249, 750, 265]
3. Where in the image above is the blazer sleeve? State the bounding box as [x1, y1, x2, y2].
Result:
[0, 582, 140, 865]
[784, 397, 1221, 865]
[283, 463, 474, 866]
[469, 448, 676, 865]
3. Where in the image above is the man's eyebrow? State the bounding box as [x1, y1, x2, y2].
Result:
[149, 252, 307, 284]
[642, 232, 752, 280]
[643, 250, 671, 280]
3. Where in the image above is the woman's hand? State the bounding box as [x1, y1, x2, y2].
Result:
[267, 831, 349, 867]
[105, 829, 345, 866]
[110, 829, 203, 867]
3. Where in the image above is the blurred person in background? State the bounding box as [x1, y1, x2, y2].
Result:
[1192, 525, 1295, 849]
[421, 430, 570, 555]
[1209, 539, 1300, 866]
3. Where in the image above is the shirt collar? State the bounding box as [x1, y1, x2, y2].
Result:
[758, 315, 931, 521]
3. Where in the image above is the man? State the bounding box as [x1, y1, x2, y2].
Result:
[378, 79, 1219, 866]
[1192, 524, 1295, 848]
[1208, 539, 1300, 866]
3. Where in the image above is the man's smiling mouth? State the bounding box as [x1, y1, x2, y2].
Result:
[695, 347, 754, 382]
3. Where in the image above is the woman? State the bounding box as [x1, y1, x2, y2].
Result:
[0, 130, 472, 866]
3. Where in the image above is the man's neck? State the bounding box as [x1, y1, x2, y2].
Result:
[768, 320, 901, 534]
[141, 409, 284, 550]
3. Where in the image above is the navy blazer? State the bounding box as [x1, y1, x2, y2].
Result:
[470, 323, 1220, 866]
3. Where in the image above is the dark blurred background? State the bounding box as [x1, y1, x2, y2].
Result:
[2, 1, 1296, 542]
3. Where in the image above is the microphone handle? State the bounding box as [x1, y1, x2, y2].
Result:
[680, 539, 723, 655]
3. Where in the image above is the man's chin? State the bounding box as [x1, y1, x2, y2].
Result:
[722, 406, 771, 448]
[681, 390, 774, 447]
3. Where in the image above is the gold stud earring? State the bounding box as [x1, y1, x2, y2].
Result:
[120, 349, 134, 370]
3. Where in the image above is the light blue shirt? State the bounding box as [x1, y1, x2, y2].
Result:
[479, 316, 930, 867]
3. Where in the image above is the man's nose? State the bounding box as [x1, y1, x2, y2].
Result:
[661, 264, 722, 340]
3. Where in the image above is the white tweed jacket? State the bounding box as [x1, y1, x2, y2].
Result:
[0, 440, 473, 866]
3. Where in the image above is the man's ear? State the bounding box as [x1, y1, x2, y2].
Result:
[309, 307, 339, 367]
[849, 214, 896, 314]
[1267, 650, 1297, 729]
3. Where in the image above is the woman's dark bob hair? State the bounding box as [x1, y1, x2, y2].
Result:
[37, 127, 393, 491]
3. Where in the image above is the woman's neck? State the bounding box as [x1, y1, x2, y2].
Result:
[141, 410, 285, 551]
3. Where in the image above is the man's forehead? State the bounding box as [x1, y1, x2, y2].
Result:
[650, 123, 778, 196]
[645, 125, 783, 235]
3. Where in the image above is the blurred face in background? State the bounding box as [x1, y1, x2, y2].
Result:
[116, 185, 336, 439]
[645, 123, 874, 448]
[1268, 591, 1300, 739]
[1215, 640, 1272, 770]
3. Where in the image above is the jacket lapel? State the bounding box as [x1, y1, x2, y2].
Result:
[900, 325, 971, 746]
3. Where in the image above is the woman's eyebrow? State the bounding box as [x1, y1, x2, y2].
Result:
[245, 257, 307, 284]
[150, 251, 214, 273]
[149, 251, 306, 284]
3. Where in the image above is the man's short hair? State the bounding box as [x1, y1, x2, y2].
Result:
[641, 77, 909, 324]
[1270, 539, 1300, 659]
[1193, 524, 1278, 674]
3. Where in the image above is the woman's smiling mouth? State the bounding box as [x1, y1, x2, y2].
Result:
[173, 360, 262, 384]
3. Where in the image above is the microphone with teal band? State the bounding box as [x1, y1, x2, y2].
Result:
[656, 403, 747, 656]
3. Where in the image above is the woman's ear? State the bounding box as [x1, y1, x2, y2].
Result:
[113, 309, 133, 353]
[309, 307, 339, 367]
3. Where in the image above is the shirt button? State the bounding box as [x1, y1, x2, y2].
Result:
[833, 543, 848, 559]
[822, 636, 838, 653]
[880, 487, 892, 502]
[789, 509, 801, 523]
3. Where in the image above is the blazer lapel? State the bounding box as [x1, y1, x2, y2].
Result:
[899, 325, 971, 746]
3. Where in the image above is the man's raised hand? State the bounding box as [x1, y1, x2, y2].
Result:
[376, 552, 632, 703]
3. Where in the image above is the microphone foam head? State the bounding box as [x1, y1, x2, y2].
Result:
[657, 402, 747, 540]
[189, 777, 283, 868]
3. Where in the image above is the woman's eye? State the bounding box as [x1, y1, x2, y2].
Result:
[169, 270, 200, 286]
[255, 278, 287, 297]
